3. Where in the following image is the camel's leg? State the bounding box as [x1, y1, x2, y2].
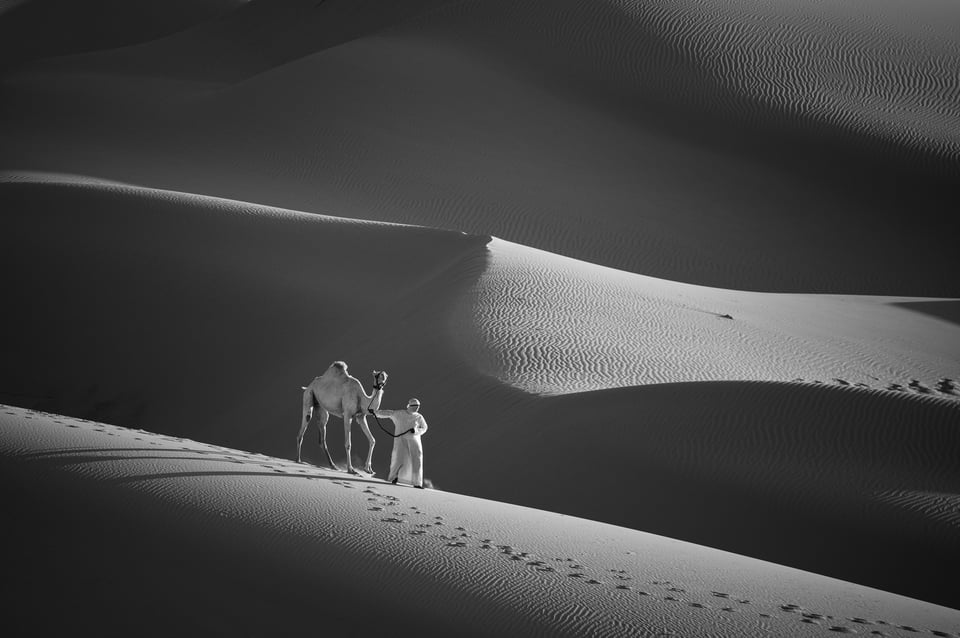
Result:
[343, 412, 357, 474]
[297, 390, 314, 463]
[356, 415, 377, 474]
[316, 408, 338, 470]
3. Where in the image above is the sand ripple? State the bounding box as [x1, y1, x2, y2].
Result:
[453, 238, 960, 395]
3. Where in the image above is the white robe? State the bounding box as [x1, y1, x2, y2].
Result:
[374, 409, 428, 486]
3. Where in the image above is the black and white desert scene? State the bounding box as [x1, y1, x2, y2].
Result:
[1, 0, 958, 636]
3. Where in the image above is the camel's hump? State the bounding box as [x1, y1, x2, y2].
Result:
[319, 361, 349, 380]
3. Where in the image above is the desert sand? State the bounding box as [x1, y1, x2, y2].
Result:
[1, 0, 959, 635]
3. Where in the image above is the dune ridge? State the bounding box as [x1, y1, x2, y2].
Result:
[454, 238, 960, 395]
[2, 0, 957, 293]
[4, 405, 959, 637]
[438, 381, 960, 607]
[3, 172, 959, 608]
[0, 0, 245, 69]
[3, 0, 960, 624]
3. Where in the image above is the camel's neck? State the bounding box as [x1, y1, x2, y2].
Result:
[365, 386, 385, 410]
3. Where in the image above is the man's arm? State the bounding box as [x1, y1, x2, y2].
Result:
[416, 415, 428, 435]
[369, 408, 397, 419]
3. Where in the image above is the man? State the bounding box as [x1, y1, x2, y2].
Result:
[370, 398, 428, 488]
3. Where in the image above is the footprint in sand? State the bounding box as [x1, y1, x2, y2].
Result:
[360, 499, 945, 637]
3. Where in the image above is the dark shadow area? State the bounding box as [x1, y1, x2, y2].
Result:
[438, 381, 960, 610]
[0, 0, 242, 71]
[894, 300, 960, 328]
[0, 457, 448, 638]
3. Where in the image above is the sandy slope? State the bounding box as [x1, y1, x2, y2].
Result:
[438, 381, 960, 607]
[3, 405, 959, 637]
[1, 0, 958, 293]
[455, 238, 960, 394]
[2, 0, 960, 624]
[3, 173, 958, 609]
[0, 0, 244, 68]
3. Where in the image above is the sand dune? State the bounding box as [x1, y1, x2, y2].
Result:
[2, 0, 957, 293]
[437, 381, 960, 607]
[3, 172, 958, 609]
[4, 406, 959, 637]
[0, 172, 491, 446]
[0, 0, 244, 69]
[455, 238, 960, 394]
[3, 0, 960, 630]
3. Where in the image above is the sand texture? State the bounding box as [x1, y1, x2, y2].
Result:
[2, 0, 959, 634]
[3, 406, 959, 637]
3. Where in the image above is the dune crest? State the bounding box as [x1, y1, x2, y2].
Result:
[453, 238, 960, 395]
[4, 405, 958, 636]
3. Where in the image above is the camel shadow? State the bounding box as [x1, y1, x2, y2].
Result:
[14, 446, 385, 487]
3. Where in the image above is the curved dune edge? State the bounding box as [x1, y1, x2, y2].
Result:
[0, 0, 245, 68]
[2, 172, 959, 608]
[453, 238, 960, 395]
[0, 170, 493, 445]
[435, 380, 960, 608]
[2, 1, 958, 294]
[3, 405, 959, 637]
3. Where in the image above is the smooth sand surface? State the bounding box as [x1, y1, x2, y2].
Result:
[2, 0, 959, 633]
[3, 406, 959, 637]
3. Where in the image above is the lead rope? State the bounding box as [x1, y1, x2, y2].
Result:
[368, 380, 414, 438]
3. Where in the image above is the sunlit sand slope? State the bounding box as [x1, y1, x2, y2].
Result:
[3, 405, 958, 637]
[3, 172, 959, 608]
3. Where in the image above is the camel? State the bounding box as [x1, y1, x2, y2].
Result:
[297, 361, 387, 474]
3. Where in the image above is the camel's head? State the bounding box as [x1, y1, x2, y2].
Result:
[372, 370, 388, 390]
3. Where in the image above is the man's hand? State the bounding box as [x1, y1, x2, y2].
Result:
[368, 408, 375, 415]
